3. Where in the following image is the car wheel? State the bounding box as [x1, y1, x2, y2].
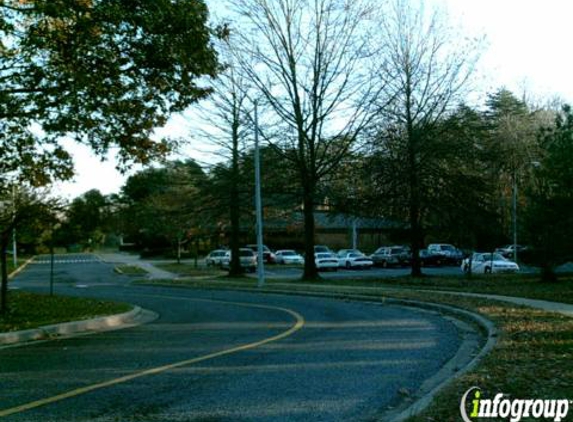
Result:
[463, 264, 469, 273]
[345, 261, 351, 269]
[484, 267, 492, 274]
[382, 261, 388, 268]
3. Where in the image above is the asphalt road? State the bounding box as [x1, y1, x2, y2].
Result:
[2, 255, 465, 421]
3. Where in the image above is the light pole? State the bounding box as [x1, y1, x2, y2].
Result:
[253, 101, 265, 288]
[512, 169, 518, 263]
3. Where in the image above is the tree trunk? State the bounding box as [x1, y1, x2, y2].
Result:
[407, 122, 423, 277]
[302, 182, 319, 281]
[176, 235, 182, 265]
[1, 237, 8, 315]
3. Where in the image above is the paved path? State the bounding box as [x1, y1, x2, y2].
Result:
[96, 252, 178, 279]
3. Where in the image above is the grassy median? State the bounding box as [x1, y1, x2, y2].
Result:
[155, 262, 227, 278]
[0, 291, 131, 333]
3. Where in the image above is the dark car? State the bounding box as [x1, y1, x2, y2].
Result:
[370, 246, 410, 267]
[419, 249, 444, 266]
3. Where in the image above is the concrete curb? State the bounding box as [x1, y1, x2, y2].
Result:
[7, 257, 34, 280]
[0, 306, 156, 348]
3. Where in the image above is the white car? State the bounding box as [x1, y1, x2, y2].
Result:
[221, 248, 257, 272]
[315, 252, 339, 271]
[205, 249, 227, 267]
[275, 250, 304, 265]
[338, 252, 374, 269]
[461, 253, 520, 274]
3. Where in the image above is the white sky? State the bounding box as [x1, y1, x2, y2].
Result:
[55, 0, 573, 199]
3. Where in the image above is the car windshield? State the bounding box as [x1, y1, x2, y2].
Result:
[316, 253, 332, 259]
[441, 245, 455, 251]
[348, 253, 362, 258]
[239, 250, 254, 257]
[282, 251, 296, 256]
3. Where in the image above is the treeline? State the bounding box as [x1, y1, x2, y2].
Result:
[49, 88, 573, 281]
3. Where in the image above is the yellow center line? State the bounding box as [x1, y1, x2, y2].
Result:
[0, 297, 305, 418]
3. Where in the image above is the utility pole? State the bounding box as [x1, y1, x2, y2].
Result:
[254, 101, 265, 288]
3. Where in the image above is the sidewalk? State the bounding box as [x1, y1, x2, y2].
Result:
[97, 252, 179, 280]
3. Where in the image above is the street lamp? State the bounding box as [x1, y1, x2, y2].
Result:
[253, 101, 265, 288]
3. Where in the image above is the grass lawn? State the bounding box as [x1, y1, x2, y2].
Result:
[396, 291, 573, 422]
[137, 275, 573, 420]
[114, 264, 148, 276]
[141, 272, 573, 304]
[0, 291, 132, 333]
[155, 262, 227, 278]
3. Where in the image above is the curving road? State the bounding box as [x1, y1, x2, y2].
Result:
[2, 255, 467, 421]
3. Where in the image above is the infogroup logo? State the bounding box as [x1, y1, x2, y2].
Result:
[460, 387, 571, 422]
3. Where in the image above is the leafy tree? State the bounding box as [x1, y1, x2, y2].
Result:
[1, 0, 219, 192]
[55, 189, 112, 250]
[120, 160, 208, 259]
[524, 105, 573, 280]
[0, 187, 56, 314]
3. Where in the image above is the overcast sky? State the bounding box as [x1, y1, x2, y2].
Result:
[54, 0, 573, 200]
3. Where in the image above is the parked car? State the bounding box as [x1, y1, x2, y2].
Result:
[275, 249, 304, 265]
[314, 245, 333, 254]
[427, 243, 464, 265]
[336, 249, 364, 258]
[315, 252, 339, 271]
[338, 252, 374, 269]
[221, 248, 257, 272]
[371, 246, 410, 267]
[461, 253, 520, 274]
[245, 244, 276, 264]
[205, 249, 228, 267]
[419, 249, 444, 266]
[495, 244, 527, 259]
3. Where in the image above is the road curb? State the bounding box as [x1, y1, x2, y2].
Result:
[7, 257, 34, 280]
[0, 306, 156, 348]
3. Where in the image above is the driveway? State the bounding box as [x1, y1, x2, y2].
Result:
[2, 255, 473, 421]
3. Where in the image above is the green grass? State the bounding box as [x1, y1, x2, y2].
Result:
[114, 264, 148, 276]
[155, 262, 227, 278]
[0, 291, 132, 333]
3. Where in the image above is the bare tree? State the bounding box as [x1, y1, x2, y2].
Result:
[372, 0, 482, 276]
[229, 0, 380, 280]
[192, 44, 253, 276]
